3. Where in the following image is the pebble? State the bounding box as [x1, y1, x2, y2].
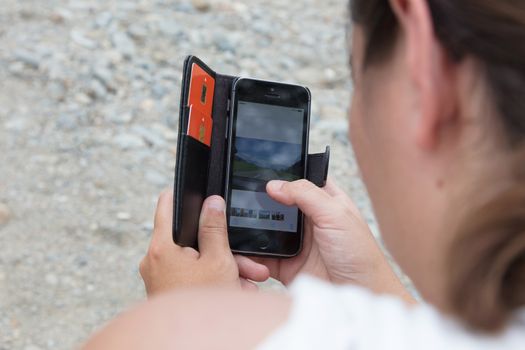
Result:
[95, 12, 113, 28]
[111, 32, 136, 58]
[141, 221, 154, 232]
[87, 79, 108, 100]
[24, 345, 42, 350]
[56, 112, 83, 130]
[131, 125, 167, 148]
[316, 120, 348, 131]
[8, 61, 27, 77]
[145, 170, 168, 186]
[213, 34, 236, 53]
[70, 30, 97, 50]
[105, 109, 134, 124]
[113, 133, 146, 149]
[14, 50, 40, 69]
[128, 23, 148, 40]
[47, 81, 67, 101]
[157, 20, 181, 36]
[50, 8, 73, 23]
[0, 203, 11, 225]
[116, 212, 132, 221]
[4, 119, 29, 132]
[295, 66, 324, 86]
[321, 105, 347, 120]
[92, 66, 115, 91]
[192, 0, 213, 12]
[45, 273, 58, 286]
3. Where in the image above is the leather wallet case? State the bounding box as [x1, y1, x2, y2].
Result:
[173, 55, 330, 248]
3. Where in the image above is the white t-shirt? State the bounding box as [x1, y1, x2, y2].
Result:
[258, 275, 525, 350]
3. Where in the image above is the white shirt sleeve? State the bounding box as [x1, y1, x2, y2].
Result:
[257, 275, 525, 350]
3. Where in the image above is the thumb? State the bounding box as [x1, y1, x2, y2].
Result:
[198, 196, 231, 257]
[266, 179, 334, 226]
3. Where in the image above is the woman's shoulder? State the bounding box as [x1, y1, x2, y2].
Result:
[258, 275, 525, 350]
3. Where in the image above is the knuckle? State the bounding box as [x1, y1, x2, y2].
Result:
[201, 213, 227, 231]
[201, 223, 227, 235]
[292, 179, 312, 192]
[291, 180, 318, 199]
[213, 255, 235, 273]
[148, 242, 163, 260]
[139, 258, 147, 277]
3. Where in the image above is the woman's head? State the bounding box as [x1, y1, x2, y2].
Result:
[348, 0, 525, 331]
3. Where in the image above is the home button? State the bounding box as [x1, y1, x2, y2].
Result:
[257, 235, 270, 250]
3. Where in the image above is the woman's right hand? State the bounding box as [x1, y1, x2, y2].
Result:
[248, 178, 414, 302]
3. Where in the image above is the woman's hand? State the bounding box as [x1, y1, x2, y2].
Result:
[139, 192, 270, 297]
[244, 178, 414, 301]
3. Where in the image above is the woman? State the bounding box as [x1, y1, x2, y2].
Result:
[85, 0, 525, 348]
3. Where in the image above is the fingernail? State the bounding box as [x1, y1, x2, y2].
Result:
[267, 180, 285, 192]
[205, 196, 225, 213]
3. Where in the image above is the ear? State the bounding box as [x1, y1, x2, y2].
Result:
[388, 0, 458, 151]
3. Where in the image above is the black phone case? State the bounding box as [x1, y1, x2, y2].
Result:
[173, 55, 330, 249]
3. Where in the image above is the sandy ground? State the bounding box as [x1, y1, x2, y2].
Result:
[0, 1, 402, 348]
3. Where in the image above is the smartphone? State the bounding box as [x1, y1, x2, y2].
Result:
[224, 78, 310, 257]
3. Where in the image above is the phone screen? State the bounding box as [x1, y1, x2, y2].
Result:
[229, 101, 305, 233]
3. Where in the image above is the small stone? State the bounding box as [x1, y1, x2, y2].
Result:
[192, 0, 212, 12]
[213, 34, 236, 53]
[174, 2, 194, 13]
[324, 68, 338, 84]
[96, 224, 128, 245]
[145, 170, 168, 186]
[141, 221, 154, 231]
[320, 105, 347, 121]
[295, 67, 323, 86]
[139, 99, 155, 112]
[70, 30, 97, 50]
[45, 273, 58, 286]
[157, 20, 181, 36]
[49, 8, 73, 23]
[47, 81, 67, 101]
[95, 11, 113, 28]
[4, 118, 28, 132]
[92, 66, 115, 91]
[116, 212, 131, 221]
[8, 62, 26, 77]
[56, 113, 81, 130]
[152, 123, 177, 141]
[111, 32, 136, 58]
[74, 93, 92, 105]
[316, 120, 348, 132]
[24, 345, 42, 350]
[0, 203, 11, 225]
[14, 50, 40, 69]
[87, 79, 108, 100]
[109, 112, 133, 124]
[114, 133, 146, 150]
[128, 24, 148, 40]
[131, 125, 167, 148]
[152, 84, 166, 99]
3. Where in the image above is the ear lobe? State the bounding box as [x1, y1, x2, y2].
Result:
[389, 0, 458, 151]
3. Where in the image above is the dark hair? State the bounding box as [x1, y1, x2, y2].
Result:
[351, 0, 525, 332]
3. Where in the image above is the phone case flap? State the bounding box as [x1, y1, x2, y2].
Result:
[307, 146, 330, 187]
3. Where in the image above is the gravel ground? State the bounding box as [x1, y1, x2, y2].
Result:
[0, 0, 392, 348]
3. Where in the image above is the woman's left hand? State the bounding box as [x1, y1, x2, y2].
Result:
[139, 191, 270, 297]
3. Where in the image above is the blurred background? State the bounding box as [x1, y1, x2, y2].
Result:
[0, 0, 383, 348]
